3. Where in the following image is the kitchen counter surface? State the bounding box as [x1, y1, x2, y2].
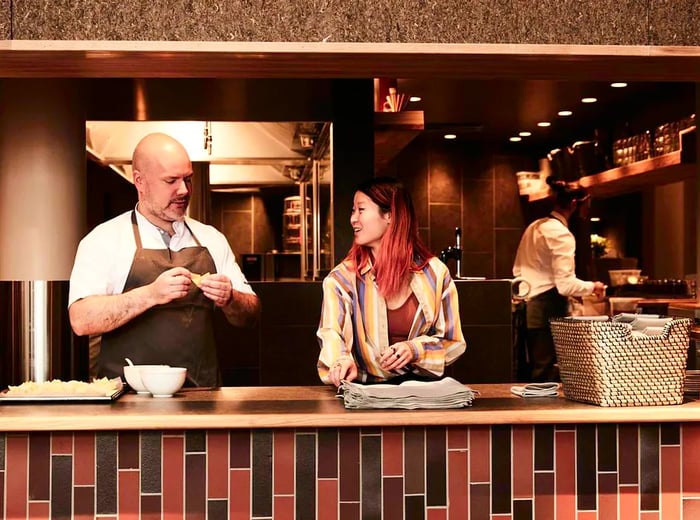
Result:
[2, 384, 700, 432]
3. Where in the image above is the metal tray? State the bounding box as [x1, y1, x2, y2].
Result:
[0, 380, 125, 404]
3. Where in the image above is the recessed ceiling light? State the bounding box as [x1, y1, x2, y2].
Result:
[581, 97, 598, 103]
[509, 136, 522, 142]
[590, 217, 601, 222]
[444, 134, 457, 140]
[518, 131, 532, 137]
[558, 110, 573, 117]
[409, 96, 422, 102]
[611, 82, 628, 88]
[537, 122, 551, 127]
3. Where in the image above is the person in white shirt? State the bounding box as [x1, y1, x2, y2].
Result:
[512, 177, 605, 382]
[68, 133, 260, 387]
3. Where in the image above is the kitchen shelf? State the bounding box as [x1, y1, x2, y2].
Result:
[374, 110, 424, 173]
[528, 149, 696, 201]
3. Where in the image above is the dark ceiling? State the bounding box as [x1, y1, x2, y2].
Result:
[397, 78, 696, 157]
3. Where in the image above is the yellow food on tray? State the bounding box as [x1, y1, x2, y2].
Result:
[4, 377, 120, 397]
[191, 272, 211, 288]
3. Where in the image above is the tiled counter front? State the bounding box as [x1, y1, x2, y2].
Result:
[3, 424, 700, 520]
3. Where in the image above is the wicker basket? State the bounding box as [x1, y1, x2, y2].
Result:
[550, 317, 692, 407]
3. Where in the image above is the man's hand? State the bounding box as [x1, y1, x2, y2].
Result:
[150, 267, 192, 305]
[197, 273, 233, 307]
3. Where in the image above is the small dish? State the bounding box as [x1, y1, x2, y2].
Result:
[123, 365, 169, 394]
[140, 367, 188, 398]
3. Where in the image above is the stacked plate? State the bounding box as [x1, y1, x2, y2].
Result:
[684, 370, 700, 395]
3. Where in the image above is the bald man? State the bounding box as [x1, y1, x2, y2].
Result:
[69, 133, 260, 387]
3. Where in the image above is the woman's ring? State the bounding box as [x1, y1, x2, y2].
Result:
[395, 353, 400, 359]
[390, 346, 396, 353]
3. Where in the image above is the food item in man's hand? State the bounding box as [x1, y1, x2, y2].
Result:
[4, 377, 121, 397]
[191, 272, 211, 288]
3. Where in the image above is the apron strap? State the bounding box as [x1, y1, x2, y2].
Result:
[130, 210, 203, 248]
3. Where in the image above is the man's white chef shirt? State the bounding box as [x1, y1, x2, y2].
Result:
[68, 208, 254, 307]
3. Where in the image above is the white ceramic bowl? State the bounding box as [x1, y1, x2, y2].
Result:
[123, 365, 169, 394]
[140, 367, 188, 398]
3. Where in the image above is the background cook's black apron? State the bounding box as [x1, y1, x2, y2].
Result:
[99, 212, 220, 387]
[524, 288, 569, 382]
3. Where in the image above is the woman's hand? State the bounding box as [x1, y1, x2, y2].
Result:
[380, 342, 413, 371]
[329, 357, 357, 387]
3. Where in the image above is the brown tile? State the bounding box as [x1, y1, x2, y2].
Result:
[555, 431, 575, 520]
[660, 446, 680, 519]
[512, 426, 533, 499]
[426, 428, 447, 507]
[208, 431, 229, 499]
[339, 429, 360, 502]
[141, 494, 161, 520]
[429, 203, 462, 260]
[96, 432, 117, 515]
[51, 455, 73, 519]
[74, 433, 95, 486]
[118, 470, 139, 519]
[186, 431, 206, 453]
[491, 425, 511, 514]
[296, 432, 316, 520]
[448, 450, 468, 520]
[317, 479, 338, 520]
[0, 472, 5, 520]
[534, 473, 554, 520]
[598, 473, 617, 520]
[230, 469, 251, 520]
[460, 252, 493, 279]
[620, 485, 640, 520]
[223, 209, 253, 257]
[469, 426, 490, 483]
[682, 424, 700, 495]
[339, 501, 360, 520]
[597, 424, 617, 472]
[429, 144, 462, 204]
[397, 138, 429, 228]
[513, 499, 533, 520]
[447, 427, 468, 450]
[140, 431, 161, 495]
[28, 502, 49, 519]
[619, 424, 639, 485]
[361, 434, 382, 520]
[51, 432, 73, 455]
[493, 156, 525, 229]
[186, 453, 207, 520]
[230, 430, 251, 469]
[29, 433, 50, 501]
[640, 424, 659, 511]
[405, 427, 425, 494]
[382, 428, 403, 477]
[163, 436, 185, 518]
[462, 179, 494, 253]
[118, 431, 139, 470]
[74, 486, 95, 520]
[318, 429, 338, 479]
[576, 424, 597, 511]
[383, 477, 404, 520]
[469, 483, 490, 520]
[406, 495, 426, 520]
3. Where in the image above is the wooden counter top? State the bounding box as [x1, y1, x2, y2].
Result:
[2, 385, 700, 432]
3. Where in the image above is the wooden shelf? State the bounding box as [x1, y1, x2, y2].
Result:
[374, 110, 424, 172]
[528, 149, 696, 201]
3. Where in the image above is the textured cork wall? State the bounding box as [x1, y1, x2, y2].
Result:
[3, 423, 700, 519]
[1, 0, 698, 45]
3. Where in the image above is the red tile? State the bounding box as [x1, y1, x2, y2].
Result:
[274, 495, 295, 520]
[74, 432, 95, 486]
[118, 470, 139, 519]
[273, 430, 295, 495]
[682, 424, 700, 496]
[683, 498, 700, 518]
[318, 479, 338, 520]
[661, 446, 680, 519]
[620, 485, 640, 520]
[427, 508, 447, 520]
[491, 516, 511, 520]
[448, 427, 468, 450]
[230, 468, 250, 520]
[163, 436, 184, 520]
[51, 432, 73, 455]
[382, 428, 404, 477]
[28, 501, 50, 519]
[6, 434, 29, 520]
[469, 426, 490, 483]
[577, 513, 597, 520]
[535, 472, 555, 520]
[599, 473, 618, 520]
[74, 486, 95, 519]
[555, 431, 575, 520]
[207, 431, 229, 499]
[640, 513, 658, 520]
[448, 450, 468, 520]
[513, 425, 533, 499]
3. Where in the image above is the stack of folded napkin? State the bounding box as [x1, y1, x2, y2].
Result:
[338, 377, 476, 409]
[510, 382, 560, 398]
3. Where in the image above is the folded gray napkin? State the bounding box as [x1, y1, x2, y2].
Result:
[338, 377, 476, 409]
[510, 382, 560, 398]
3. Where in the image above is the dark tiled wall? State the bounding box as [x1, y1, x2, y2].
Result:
[7, 1, 700, 45]
[3, 422, 700, 519]
[386, 136, 531, 279]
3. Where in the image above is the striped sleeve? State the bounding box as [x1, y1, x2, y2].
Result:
[316, 269, 354, 384]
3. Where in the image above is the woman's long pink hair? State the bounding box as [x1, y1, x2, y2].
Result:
[347, 177, 434, 298]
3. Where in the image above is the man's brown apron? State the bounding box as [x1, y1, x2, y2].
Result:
[99, 212, 220, 387]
